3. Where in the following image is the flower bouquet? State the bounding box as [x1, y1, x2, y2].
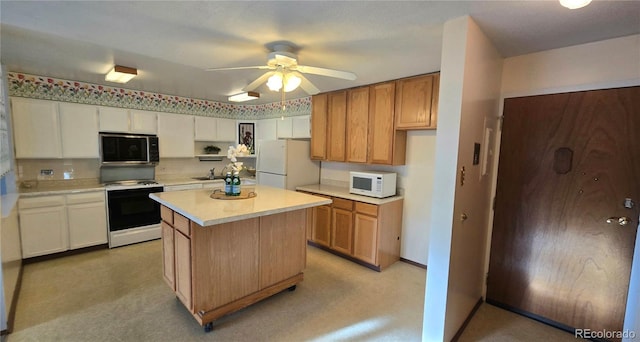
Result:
[226, 144, 250, 172]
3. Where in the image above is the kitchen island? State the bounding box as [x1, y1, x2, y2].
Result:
[149, 185, 331, 331]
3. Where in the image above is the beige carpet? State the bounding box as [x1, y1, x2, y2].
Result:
[9, 241, 426, 342]
[8, 240, 580, 341]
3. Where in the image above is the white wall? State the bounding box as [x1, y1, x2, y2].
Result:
[497, 33, 640, 342]
[319, 130, 437, 265]
[502, 34, 640, 97]
[423, 16, 503, 341]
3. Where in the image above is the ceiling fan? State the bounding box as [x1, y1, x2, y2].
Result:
[206, 43, 357, 96]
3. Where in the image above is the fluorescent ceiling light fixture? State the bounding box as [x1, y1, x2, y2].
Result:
[559, 0, 591, 9]
[105, 65, 137, 83]
[228, 91, 260, 102]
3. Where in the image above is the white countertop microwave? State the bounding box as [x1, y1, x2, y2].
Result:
[349, 171, 397, 198]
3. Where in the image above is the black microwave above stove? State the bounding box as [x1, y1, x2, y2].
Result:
[100, 133, 160, 165]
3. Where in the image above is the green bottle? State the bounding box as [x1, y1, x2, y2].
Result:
[224, 171, 233, 196]
[231, 171, 241, 196]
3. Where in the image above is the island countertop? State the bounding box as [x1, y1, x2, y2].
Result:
[149, 184, 332, 227]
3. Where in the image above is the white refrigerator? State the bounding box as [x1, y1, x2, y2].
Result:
[256, 139, 320, 190]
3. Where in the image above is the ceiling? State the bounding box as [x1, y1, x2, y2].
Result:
[1, 1, 639, 105]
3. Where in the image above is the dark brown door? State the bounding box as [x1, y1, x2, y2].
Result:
[487, 86, 640, 336]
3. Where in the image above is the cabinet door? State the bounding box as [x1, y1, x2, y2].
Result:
[67, 200, 108, 249]
[310, 94, 328, 160]
[292, 115, 311, 138]
[162, 221, 175, 290]
[175, 230, 192, 310]
[369, 82, 406, 165]
[216, 118, 237, 142]
[331, 208, 353, 255]
[194, 116, 217, 141]
[98, 106, 129, 133]
[395, 73, 438, 129]
[19, 205, 68, 258]
[353, 213, 378, 265]
[157, 113, 195, 157]
[59, 102, 99, 158]
[327, 91, 347, 162]
[11, 98, 62, 158]
[312, 205, 331, 247]
[276, 117, 293, 138]
[130, 110, 157, 134]
[256, 118, 277, 146]
[346, 87, 369, 163]
[259, 210, 306, 289]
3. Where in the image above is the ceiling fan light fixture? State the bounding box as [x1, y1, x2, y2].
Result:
[267, 73, 283, 91]
[228, 91, 260, 102]
[283, 73, 301, 92]
[105, 65, 137, 83]
[559, 0, 591, 9]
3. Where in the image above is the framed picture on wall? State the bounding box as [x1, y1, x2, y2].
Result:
[238, 122, 255, 151]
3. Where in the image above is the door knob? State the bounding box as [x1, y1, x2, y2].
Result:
[606, 217, 632, 226]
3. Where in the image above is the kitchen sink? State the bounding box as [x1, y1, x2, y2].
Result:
[191, 176, 225, 181]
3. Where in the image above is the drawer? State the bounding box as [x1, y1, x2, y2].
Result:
[355, 202, 378, 217]
[332, 197, 353, 211]
[19, 195, 65, 209]
[66, 191, 105, 205]
[174, 213, 190, 237]
[161, 205, 174, 224]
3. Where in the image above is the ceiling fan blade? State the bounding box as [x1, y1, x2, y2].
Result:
[294, 72, 320, 95]
[206, 65, 272, 71]
[294, 65, 357, 81]
[243, 71, 275, 92]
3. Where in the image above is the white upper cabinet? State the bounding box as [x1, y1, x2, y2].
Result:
[157, 113, 194, 158]
[292, 115, 311, 138]
[216, 118, 237, 142]
[194, 116, 218, 141]
[256, 118, 277, 143]
[274, 115, 311, 139]
[98, 106, 129, 132]
[11, 98, 62, 158]
[276, 117, 293, 138]
[98, 107, 157, 134]
[130, 110, 158, 134]
[195, 117, 236, 142]
[59, 102, 99, 158]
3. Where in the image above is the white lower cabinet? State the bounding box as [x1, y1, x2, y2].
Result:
[19, 196, 68, 258]
[19, 190, 108, 258]
[67, 192, 108, 249]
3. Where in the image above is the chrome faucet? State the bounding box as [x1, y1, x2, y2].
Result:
[208, 168, 215, 180]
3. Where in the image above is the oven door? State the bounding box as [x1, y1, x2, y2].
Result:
[106, 186, 163, 231]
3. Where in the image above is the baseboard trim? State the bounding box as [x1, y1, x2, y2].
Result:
[399, 257, 427, 269]
[485, 299, 590, 339]
[1, 259, 24, 335]
[23, 244, 108, 265]
[451, 298, 483, 342]
[307, 241, 381, 272]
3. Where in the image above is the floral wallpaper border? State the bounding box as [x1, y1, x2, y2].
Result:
[7, 73, 311, 120]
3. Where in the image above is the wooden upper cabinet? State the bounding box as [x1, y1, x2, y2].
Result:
[346, 87, 370, 163]
[327, 91, 347, 162]
[310, 94, 328, 160]
[369, 82, 406, 165]
[395, 73, 439, 130]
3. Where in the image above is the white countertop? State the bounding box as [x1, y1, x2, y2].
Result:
[296, 184, 403, 205]
[149, 184, 332, 227]
[17, 176, 256, 197]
